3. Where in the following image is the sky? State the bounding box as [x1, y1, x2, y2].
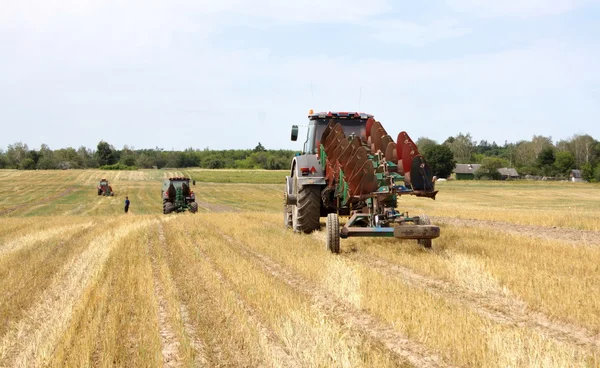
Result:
[1, 0, 599, 152]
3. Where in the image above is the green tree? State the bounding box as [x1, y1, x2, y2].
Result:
[253, 142, 266, 153]
[475, 157, 508, 180]
[422, 144, 456, 178]
[19, 158, 36, 170]
[537, 146, 555, 167]
[0, 149, 7, 169]
[135, 154, 155, 168]
[6, 142, 29, 168]
[416, 137, 437, 153]
[445, 133, 474, 163]
[96, 140, 117, 166]
[594, 164, 600, 183]
[581, 163, 594, 181]
[554, 151, 575, 176]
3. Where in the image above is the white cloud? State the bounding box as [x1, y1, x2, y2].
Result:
[446, 0, 591, 17]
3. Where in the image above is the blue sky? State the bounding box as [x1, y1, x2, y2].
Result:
[1, 0, 599, 151]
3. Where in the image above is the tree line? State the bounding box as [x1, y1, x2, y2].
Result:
[1, 132, 599, 181]
[416, 133, 600, 181]
[0, 141, 294, 171]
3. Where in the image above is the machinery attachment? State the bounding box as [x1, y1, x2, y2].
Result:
[318, 117, 440, 252]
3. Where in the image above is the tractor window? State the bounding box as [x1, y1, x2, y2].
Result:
[311, 119, 368, 151]
[341, 121, 368, 141]
[303, 124, 316, 154]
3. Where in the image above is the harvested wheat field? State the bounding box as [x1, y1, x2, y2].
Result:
[0, 168, 599, 368]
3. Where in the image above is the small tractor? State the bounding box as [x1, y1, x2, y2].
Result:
[97, 179, 114, 196]
[162, 177, 198, 214]
[283, 110, 440, 253]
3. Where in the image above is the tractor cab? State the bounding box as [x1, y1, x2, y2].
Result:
[291, 110, 374, 154]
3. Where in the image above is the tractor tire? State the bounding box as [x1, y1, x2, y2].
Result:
[163, 202, 176, 214]
[189, 202, 198, 213]
[326, 213, 340, 253]
[292, 183, 321, 234]
[416, 214, 432, 248]
[284, 204, 293, 229]
[98, 189, 102, 195]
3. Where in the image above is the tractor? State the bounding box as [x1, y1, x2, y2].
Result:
[283, 110, 440, 253]
[97, 179, 114, 196]
[162, 177, 198, 214]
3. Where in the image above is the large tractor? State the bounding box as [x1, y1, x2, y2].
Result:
[162, 177, 198, 214]
[283, 110, 440, 253]
[97, 179, 114, 196]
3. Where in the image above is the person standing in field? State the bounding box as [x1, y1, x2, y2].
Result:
[124, 196, 130, 213]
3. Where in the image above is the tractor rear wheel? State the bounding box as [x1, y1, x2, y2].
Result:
[189, 202, 198, 213]
[292, 182, 321, 234]
[163, 202, 176, 214]
[416, 214, 432, 248]
[326, 213, 340, 254]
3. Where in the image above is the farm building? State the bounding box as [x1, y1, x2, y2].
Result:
[498, 167, 519, 180]
[453, 164, 481, 180]
[570, 169, 584, 182]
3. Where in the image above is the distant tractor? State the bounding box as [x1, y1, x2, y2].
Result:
[162, 177, 198, 214]
[283, 110, 440, 253]
[97, 179, 114, 196]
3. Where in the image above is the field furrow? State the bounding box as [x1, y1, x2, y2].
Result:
[0, 218, 158, 367]
[433, 216, 600, 246]
[344, 252, 600, 352]
[191, 237, 301, 368]
[0, 170, 598, 367]
[152, 223, 208, 367]
[209, 226, 449, 368]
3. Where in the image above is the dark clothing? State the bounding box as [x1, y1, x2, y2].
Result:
[124, 199, 130, 213]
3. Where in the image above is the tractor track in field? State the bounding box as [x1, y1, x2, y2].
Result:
[154, 224, 207, 368]
[151, 225, 182, 367]
[343, 252, 600, 355]
[190, 239, 301, 368]
[0, 186, 74, 216]
[0, 220, 152, 367]
[195, 201, 239, 213]
[432, 216, 600, 247]
[215, 231, 455, 368]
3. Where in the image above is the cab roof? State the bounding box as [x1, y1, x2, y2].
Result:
[308, 111, 374, 120]
[167, 177, 190, 181]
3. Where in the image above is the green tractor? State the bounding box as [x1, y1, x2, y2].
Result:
[162, 177, 198, 214]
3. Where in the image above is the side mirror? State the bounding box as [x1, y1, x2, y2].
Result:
[291, 125, 298, 141]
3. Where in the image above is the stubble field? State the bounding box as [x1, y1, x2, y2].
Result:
[0, 168, 599, 368]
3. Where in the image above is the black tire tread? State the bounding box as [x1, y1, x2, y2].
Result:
[294, 185, 321, 233]
[417, 214, 432, 248]
[284, 204, 293, 229]
[326, 213, 340, 253]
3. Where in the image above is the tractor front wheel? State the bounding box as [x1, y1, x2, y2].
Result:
[189, 202, 198, 213]
[292, 182, 321, 234]
[326, 213, 340, 253]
